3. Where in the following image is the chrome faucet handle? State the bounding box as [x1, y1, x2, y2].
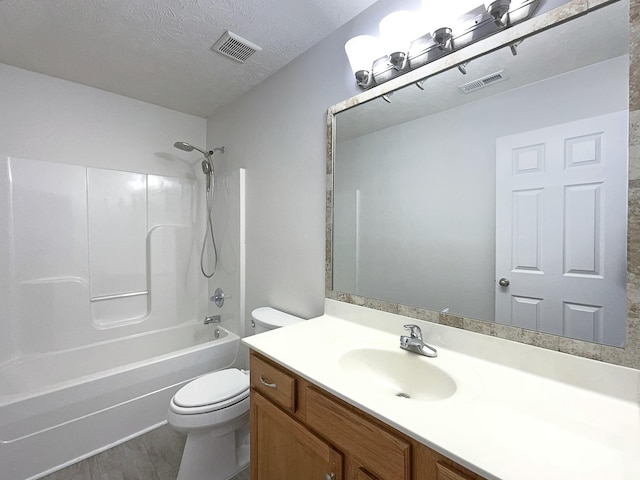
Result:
[403, 324, 423, 340]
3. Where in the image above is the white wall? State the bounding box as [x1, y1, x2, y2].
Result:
[206, 0, 421, 321]
[205, 0, 575, 323]
[0, 63, 206, 177]
[0, 63, 207, 364]
[334, 56, 628, 321]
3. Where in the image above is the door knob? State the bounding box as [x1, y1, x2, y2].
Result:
[498, 278, 510, 287]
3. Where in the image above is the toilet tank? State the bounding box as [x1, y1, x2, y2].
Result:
[251, 307, 303, 334]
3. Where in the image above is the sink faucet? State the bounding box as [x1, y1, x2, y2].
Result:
[400, 324, 437, 358]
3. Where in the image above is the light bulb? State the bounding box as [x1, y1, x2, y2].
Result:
[379, 11, 419, 56]
[421, 0, 484, 34]
[344, 35, 382, 75]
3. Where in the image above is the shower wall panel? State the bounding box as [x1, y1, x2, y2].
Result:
[0, 160, 14, 365]
[206, 169, 246, 343]
[0, 155, 205, 360]
[148, 176, 202, 326]
[88, 168, 149, 327]
[10, 158, 90, 355]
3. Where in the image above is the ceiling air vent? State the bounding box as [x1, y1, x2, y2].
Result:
[459, 70, 507, 94]
[212, 31, 262, 63]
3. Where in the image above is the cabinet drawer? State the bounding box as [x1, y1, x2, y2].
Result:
[250, 353, 296, 413]
[305, 386, 410, 480]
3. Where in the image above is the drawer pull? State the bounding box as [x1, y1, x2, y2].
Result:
[259, 374, 277, 389]
[325, 473, 336, 480]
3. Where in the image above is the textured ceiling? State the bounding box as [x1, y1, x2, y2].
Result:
[0, 0, 379, 117]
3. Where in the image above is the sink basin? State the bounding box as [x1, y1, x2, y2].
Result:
[338, 348, 457, 401]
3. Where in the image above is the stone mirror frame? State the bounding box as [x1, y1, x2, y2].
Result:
[326, 0, 640, 369]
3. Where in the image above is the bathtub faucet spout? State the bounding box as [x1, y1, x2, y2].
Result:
[204, 315, 221, 325]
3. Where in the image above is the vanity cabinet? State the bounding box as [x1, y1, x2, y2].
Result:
[249, 351, 485, 480]
[251, 391, 343, 479]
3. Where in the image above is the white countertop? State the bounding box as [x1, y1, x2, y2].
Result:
[242, 300, 640, 480]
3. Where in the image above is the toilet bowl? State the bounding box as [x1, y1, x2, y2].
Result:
[167, 368, 250, 480]
[167, 307, 303, 480]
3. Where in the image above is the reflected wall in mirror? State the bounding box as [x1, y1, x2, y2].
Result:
[328, 0, 637, 360]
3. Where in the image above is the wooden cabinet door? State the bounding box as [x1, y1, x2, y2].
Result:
[353, 467, 378, 480]
[305, 386, 410, 480]
[251, 390, 343, 480]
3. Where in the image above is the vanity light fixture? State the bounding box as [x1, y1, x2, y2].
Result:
[379, 11, 418, 71]
[432, 27, 454, 52]
[485, 0, 512, 26]
[344, 0, 539, 90]
[422, 0, 478, 52]
[345, 35, 383, 88]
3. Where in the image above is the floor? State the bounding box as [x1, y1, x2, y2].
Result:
[40, 425, 250, 480]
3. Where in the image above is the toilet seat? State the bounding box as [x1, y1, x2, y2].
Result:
[170, 369, 249, 415]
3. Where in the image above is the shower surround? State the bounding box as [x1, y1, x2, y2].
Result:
[1, 156, 205, 349]
[0, 155, 246, 479]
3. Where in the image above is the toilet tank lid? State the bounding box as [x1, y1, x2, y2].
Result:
[251, 307, 304, 328]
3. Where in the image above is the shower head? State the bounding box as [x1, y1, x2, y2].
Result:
[173, 141, 209, 156]
[173, 141, 225, 192]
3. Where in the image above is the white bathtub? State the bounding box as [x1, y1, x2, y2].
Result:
[0, 322, 240, 480]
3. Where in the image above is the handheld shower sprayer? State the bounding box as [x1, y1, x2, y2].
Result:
[173, 141, 226, 278]
[173, 142, 225, 191]
[201, 159, 212, 191]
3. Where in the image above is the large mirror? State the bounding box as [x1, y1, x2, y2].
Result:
[330, 0, 630, 347]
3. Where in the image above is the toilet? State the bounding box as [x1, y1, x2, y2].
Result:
[167, 307, 303, 480]
[251, 306, 305, 334]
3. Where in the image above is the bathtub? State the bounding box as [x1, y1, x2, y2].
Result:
[0, 322, 240, 480]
